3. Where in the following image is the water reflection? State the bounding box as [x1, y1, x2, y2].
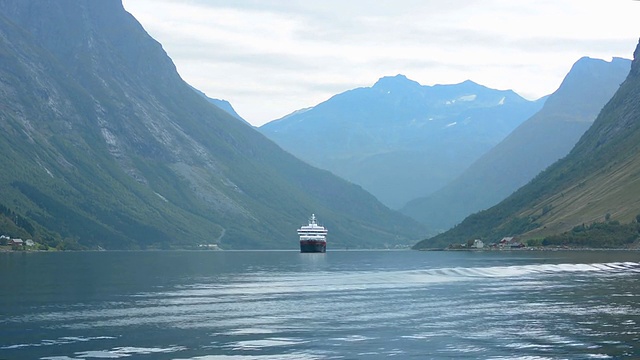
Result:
[1, 250, 640, 359]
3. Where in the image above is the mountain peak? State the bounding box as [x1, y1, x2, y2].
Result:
[542, 56, 631, 115]
[571, 56, 630, 70]
[459, 79, 479, 86]
[372, 74, 422, 92]
[261, 69, 543, 209]
[432, 79, 496, 94]
[631, 38, 640, 77]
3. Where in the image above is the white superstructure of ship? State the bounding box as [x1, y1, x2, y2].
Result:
[297, 214, 327, 253]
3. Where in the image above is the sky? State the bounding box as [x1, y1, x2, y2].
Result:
[121, 0, 639, 126]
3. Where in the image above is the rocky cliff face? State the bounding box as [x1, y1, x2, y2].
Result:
[0, 0, 425, 249]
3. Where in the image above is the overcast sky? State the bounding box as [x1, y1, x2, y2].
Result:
[122, 0, 639, 126]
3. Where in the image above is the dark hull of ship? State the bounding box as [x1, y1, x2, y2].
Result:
[300, 240, 326, 253]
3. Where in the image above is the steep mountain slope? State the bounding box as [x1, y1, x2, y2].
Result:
[402, 57, 631, 233]
[0, 1, 425, 250]
[208, 98, 247, 123]
[414, 40, 640, 249]
[260, 75, 544, 208]
[190, 85, 249, 124]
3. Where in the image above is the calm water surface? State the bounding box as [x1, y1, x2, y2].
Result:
[1, 250, 640, 359]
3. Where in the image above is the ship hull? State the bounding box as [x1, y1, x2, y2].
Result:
[300, 240, 326, 253]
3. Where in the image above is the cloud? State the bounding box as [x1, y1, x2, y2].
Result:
[122, 0, 639, 125]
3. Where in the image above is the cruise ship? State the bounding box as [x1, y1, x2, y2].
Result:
[297, 214, 327, 253]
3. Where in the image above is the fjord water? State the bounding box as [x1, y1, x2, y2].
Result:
[1, 250, 639, 359]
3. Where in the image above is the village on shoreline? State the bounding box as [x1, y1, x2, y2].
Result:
[0, 235, 43, 252]
[423, 236, 640, 252]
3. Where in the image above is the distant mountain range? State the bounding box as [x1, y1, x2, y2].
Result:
[260, 75, 544, 208]
[402, 57, 631, 234]
[414, 40, 640, 249]
[0, 0, 425, 250]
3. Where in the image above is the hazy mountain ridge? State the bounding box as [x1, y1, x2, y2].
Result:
[260, 75, 544, 208]
[0, 0, 425, 250]
[414, 40, 640, 249]
[208, 98, 246, 123]
[190, 85, 249, 124]
[402, 57, 631, 233]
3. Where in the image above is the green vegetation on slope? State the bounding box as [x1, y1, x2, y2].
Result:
[539, 217, 640, 248]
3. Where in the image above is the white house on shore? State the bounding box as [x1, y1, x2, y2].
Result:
[2, 235, 38, 249]
[472, 239, 484, 249]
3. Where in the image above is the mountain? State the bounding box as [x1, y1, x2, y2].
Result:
[260, 75, 544, 209]
[402, 57, 631, 233]
[0, 1, 426, 250]
[414, 39, 640, 249]
[190, 85, 249, 124]
[207, 98, 246, 123]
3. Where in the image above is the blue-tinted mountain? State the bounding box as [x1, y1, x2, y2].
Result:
[190, 85, 249, 124]
[0, 0, 425, 250]
[414, 40, 640, 249]
[208, 98, 246, 123]
[260, 75, 544, 208]
[402, 57, 631, 233]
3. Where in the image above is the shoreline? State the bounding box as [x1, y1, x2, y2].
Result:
[420, 246, 640, 252]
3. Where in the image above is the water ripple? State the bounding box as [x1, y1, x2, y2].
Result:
[3, 254, 640, 359]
